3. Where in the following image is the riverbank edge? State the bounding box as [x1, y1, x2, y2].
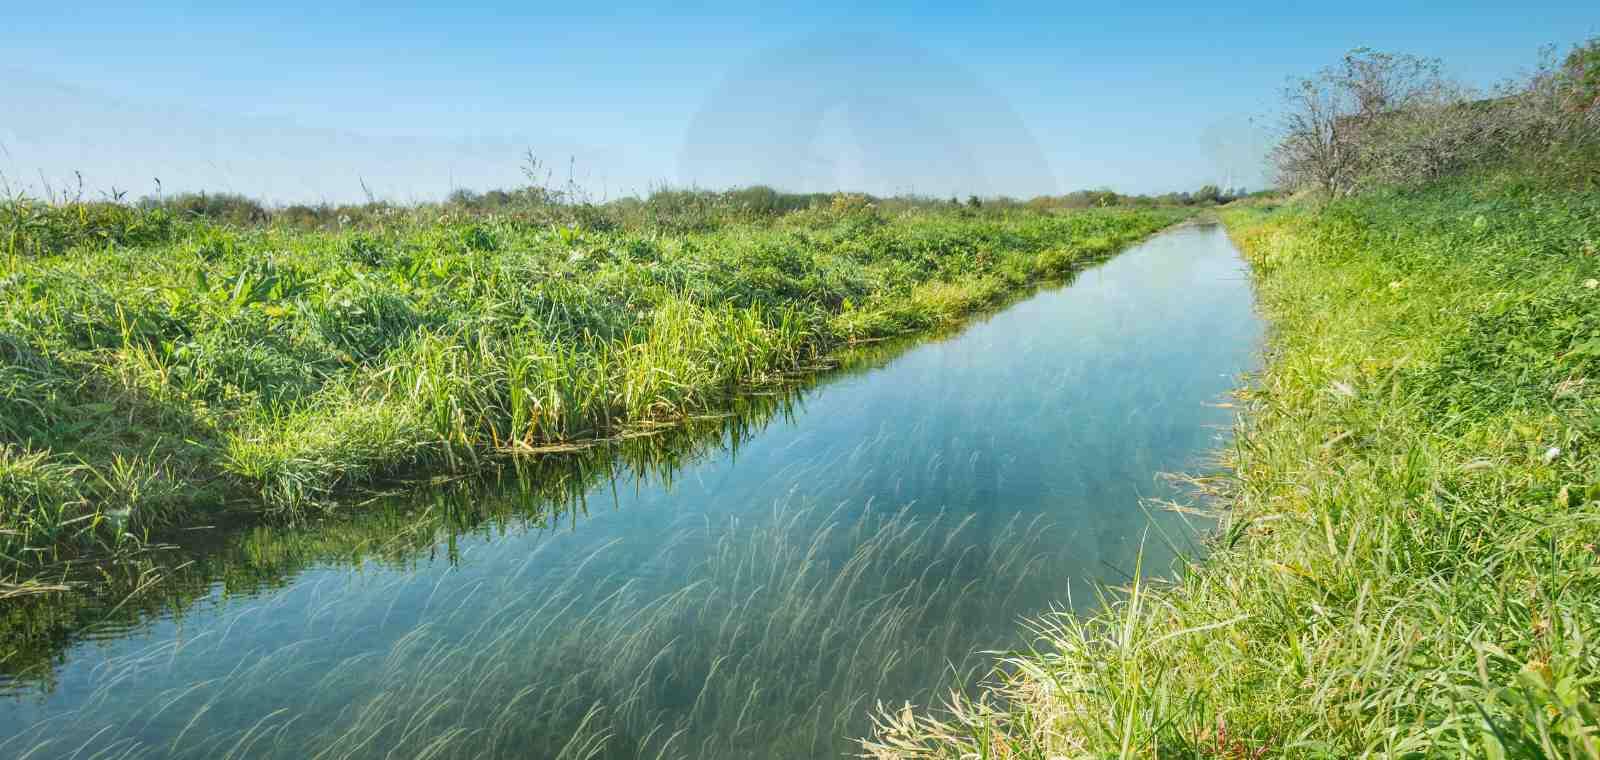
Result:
[865, 173, 1600, 757]
[5, 210, 1195, 597]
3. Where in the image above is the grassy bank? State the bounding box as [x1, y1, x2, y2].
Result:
[867, 165, 1600, 757]
[0, 337, 925, 687]
[0, 196, 1185, 574]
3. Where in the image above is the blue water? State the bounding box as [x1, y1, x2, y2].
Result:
[0, 222, 1261, 759]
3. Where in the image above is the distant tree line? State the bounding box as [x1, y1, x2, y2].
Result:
[1021, 184, 1263, 210]
[57, 178, 1255, 236]
[15, 141, 1265, 238]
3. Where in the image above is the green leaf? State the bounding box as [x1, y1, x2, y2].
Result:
[1567, 336, 1600, 358]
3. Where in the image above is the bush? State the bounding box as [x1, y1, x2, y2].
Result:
[2, 198, 176, 257]
[1275, 39, 1600, 195]
[157, 192, 270, 225]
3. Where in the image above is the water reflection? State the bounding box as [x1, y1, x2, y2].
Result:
[0, 223, 1261, 759]
[1, 362, 822, 692]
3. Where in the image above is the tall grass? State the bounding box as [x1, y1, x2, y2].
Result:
[865, 164, 1600, 757]
[0, 314, 1004, 692]
[0, 194, 1185, 576]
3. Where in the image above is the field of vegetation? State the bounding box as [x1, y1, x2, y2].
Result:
[9, 24, 1597, 760]
[868, 41, 1600, 759]
[0, 191, 1186, 580]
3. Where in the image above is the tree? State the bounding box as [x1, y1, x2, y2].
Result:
[1561, 38, 1600, 112]
[1272, 49, 1448, 195]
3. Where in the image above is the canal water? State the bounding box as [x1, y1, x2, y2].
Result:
[0, 222, 1261, 759]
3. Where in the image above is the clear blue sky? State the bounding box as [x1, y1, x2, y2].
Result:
[3, 1, 1595, 203]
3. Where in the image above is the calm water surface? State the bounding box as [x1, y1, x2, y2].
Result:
[1, 223, 1261, 759]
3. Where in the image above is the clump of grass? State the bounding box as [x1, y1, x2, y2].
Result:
[0, 447, 93, 563]
[1, 196, 177, 257]
[866, 166, 1600, 757]
[0, 196, 1187, 575]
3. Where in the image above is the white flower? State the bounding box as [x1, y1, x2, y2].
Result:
[1585, 278, 1598, 289]
[1543, 446, 1561, 463]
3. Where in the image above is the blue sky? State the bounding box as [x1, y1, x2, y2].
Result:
[3, 1, 1596, 202]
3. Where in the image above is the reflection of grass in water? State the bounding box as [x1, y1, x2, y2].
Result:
[0, 384, 802, 691]
[0, 259, 1108, 695]
[1, 498, 1053, 760]
[0, 303, 976, 692]
[2, 196, 1184, 575]
[0, 224, 1244, 756]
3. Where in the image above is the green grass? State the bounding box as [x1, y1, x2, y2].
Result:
[866, 166, 1600, 757]
[0, 196, 1186, 574]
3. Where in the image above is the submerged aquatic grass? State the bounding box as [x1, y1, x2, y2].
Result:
[0, 197, 1186, 573]
[0, 497, 1055, 760]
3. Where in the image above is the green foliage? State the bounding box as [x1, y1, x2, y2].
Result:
[1027, 185, 1253, 210]
[1275, 38, 1600, 196]
[149, 191, 270, 225]
[869, 163, 1600, 758]
[0, 198, 1185, 573]
[2, 197, 175, 257]
[1417, 287, 1600, 421]
[1564, 37, 1600, 111]
[0, 447, 92, 563]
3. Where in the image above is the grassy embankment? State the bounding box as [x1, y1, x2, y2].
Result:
[0, 196, 1186, 576]
[868, 161, 1600, 757]
[0, 339, 916, 686]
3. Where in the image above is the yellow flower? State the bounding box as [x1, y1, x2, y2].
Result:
[1585, 278, 1599, 289]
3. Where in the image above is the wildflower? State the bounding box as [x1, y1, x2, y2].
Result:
[1585, 278, 1598, 289]
[1388, 280, 1404, 290]
[1543, 446, 1561, 463]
